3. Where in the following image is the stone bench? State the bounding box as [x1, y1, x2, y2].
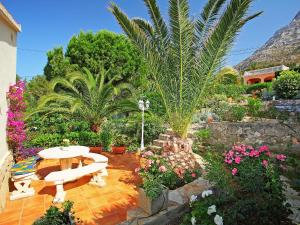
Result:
[10, 156, 42, 200]
[45, 153, 108, 203]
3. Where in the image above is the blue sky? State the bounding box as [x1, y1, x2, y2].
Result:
[2, 0, 300, 79]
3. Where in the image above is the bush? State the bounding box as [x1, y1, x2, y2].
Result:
[212, 102, 246, 122]
[246, 82, 272, 94]
[247, 98, 263, 117]
[33, 201, 80, 225]
[200, 145, 292, 225]
[273, 70, 300, 99]
[99, 126, 113, 151]
[25, 133, 62, 148]
[214, 84, 246, 100]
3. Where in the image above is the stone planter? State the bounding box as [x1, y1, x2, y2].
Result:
[137, 188, 168, 215]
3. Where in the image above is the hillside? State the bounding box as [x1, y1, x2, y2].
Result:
[236, 11, 300, 71]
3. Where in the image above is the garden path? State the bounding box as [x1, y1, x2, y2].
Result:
[0, 152, 141, 225]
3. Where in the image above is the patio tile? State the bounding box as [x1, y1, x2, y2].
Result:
[21, 205, 44, 218]
[0, 153, 141, 224]
[0, 208, 22, 224]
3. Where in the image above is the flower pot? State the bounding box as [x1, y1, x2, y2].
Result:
[112, 146, 126, 154]
[89, 146, 103, 154]
[137, 188, 168, 215]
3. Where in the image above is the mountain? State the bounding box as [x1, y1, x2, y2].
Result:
[236, 11, 300, 71]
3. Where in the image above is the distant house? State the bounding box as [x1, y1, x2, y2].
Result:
[243, 65, 289, 85]
[0, 3, 21, 212]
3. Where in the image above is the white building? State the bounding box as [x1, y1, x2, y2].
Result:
[0, 3, 21, 212]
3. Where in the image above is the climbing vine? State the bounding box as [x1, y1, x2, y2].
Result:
[6, 80, 26, 161]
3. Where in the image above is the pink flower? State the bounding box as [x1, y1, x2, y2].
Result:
[159, 165, 167, 173]
[142, 151, 154, 158]
[225, 158, 232, 164]
[134, 167, 140, 173]
[265, 151, 272, 157]
[276, 154, 286, 161]
[258, 145, 269, 152]
[191, 173, 196, 178]
[234, 156, 241, 164]
[231, 168, 238, 176]
[249, 150, 260, 157]
[262, 160, 268, 167]
[146, 159, 153, 167]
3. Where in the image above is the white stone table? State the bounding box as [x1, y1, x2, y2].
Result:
[38, 146, 90, 170]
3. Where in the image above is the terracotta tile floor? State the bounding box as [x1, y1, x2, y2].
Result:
[0, 152, 141, 225]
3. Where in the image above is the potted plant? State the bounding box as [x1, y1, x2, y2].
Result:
[112, 134, 128, 154]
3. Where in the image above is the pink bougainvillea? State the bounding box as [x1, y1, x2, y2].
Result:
[6, 80, 26, 161]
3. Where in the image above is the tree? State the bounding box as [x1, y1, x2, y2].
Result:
[110, 0, 261, 138]
[33, 67, 137, 132]
[65, 30, 146, 85]
[25, 75, 52, 109]
[44, 47, 76, 81]
[215, 66, 241, 85]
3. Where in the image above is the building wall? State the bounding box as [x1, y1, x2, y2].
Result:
[244, 72, 275, 85]
[0, 18, 17, 212]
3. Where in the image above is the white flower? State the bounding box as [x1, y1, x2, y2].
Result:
[190, 195, 197, 203]
[201, 190, 213, 198]
[191, 217, 196, 225]
[207, 205, 217, 215]
[214, 214, 223, 225]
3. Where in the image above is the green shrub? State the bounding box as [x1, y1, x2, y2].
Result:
[273, 70, 300, 99]
[199, 146, 292, 225]
[214, 84, 246, 99]
[77, 131, 101, 146]
[246, 82, 272, 94]
[33, 201, 80, 225]
[212, 102, 246, 122]
[247, 98, 263, 117]
[99, 126, 113, 151]
[195, 129, 211, 144]
[25, 133, 62, 148]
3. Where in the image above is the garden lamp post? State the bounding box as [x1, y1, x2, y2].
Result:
[138, 99, 150, 151]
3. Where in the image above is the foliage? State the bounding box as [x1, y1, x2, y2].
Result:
[110, 0, 260, 138]
[24, 133, 63, 148]
[24, 75, 52, 109]
[113, 134, 130, 146]
[33, 201, 80, 225]
[245, 82, 272, 94]
[195, 129, 211, 144]
[215, 67, 240, 85]
[33, 67, 137, 132]
[65, 30, 146, 85]
[211, 102, 246, 122]
[6, 81, 26, 161]
[212, 84, 246, 100]
[273, 70, 300, 99]
[109, 114, 165, 148]
[203, 145, 292, 225]
[140, 91, 166, 118]
[136, 151, 201, 199]
[182, 192, 223, 225]
[247, 97, 263, 117]
[44, 47, 75, 81]
[99, 126, 113, 151]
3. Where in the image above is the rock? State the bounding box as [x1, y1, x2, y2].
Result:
[120, 202, 189, 225]
[168, 177, 211, 205]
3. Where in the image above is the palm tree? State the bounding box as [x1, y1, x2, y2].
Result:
[32, 67, 137, 132]
[110, 0, 261, 138]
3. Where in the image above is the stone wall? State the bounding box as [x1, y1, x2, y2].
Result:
[0, 152, 13, 212]
[192, 119, 300, 151]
